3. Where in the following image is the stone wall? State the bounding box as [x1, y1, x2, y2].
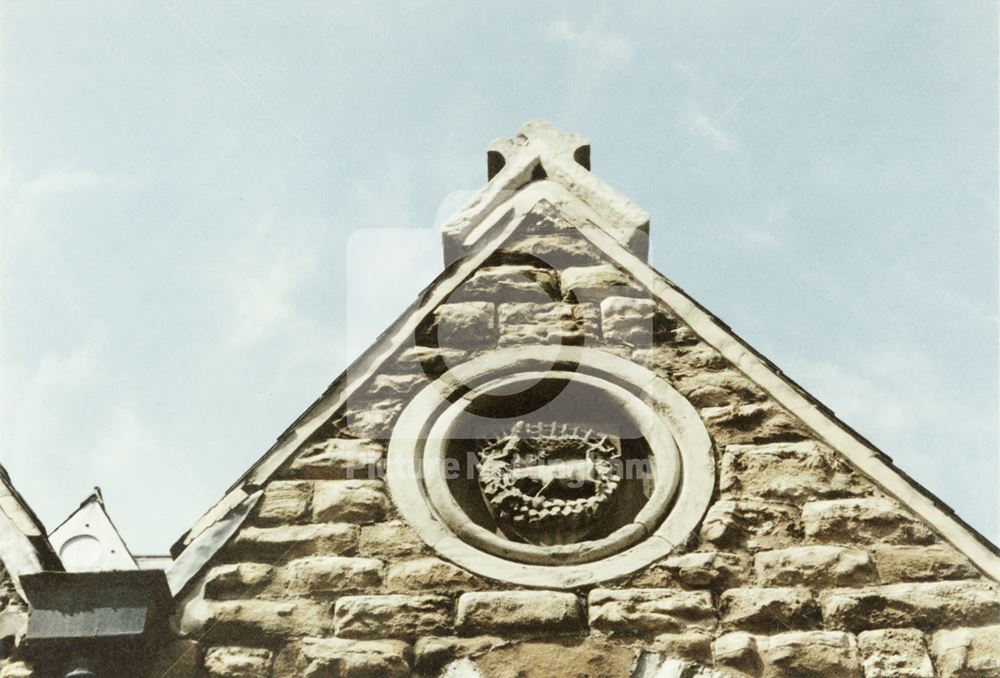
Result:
[160, 212, 999, 677]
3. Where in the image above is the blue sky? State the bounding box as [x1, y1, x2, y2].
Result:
[2, 1, 996, 554]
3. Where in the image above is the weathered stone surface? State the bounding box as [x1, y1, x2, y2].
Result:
[391, 345, 468, 377]
[671, 369, 765, 408]
[719, 587, 820, 633]
[720, 441, 865, 501]
[204, 599, 333, 641]
[760, 631, 862, 678]
[425, 302, 497, 352]
[254, 480, 311, 525]
[931, 625, 1000, 677]
[497, 302, 599, 346]
[821, 581, 1000, 632]
[713, 632, 764, 678]
[858, 628, 933, 678]
[454, 265, 560, 302]
[561, 265, 641, 301]
[647, 632, 714, 664]
[413, 635, 508, 674]
[287, 438, 384, 480]
[334, 594, 451, 639]
[588, 588, 714, 635]
[631, 551, 749, 589]
[205, 563, 274, 599]
[280, 556, 383, 596]
[471, 639, 637, 678]
[225, 523, 358, 561]
[499, 232, 603, 268]
[368, 372, 428, 398]
[358, 521, 426, 558]
[276, 637, 411, 678]
[754, 546, 877, 588]
[0, 663, 34, 678]
[146, 639, 202, 677]
[700, 499, 801, 550]
[701, 402, 808, 446]
[870, 545, 980, 583]
[203, 646, 272, 677]
[312, 479, 390, 524]
[386, 557, 478, 592]
[457, 591, 582, 635]
[803, 498, 935, 545]
[600, 297, 657, 346]
[339, 399, 404, 440]
[633, 343, 730, 379]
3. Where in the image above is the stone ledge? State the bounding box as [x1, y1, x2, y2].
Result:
[588, 588, 714, 636]
[456, 591, 583, 635]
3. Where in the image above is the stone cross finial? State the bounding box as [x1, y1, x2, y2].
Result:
[486, 120, 591, 180]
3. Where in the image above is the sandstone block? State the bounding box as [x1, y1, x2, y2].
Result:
[803, 498, 935, 545]
[280, 556, 383, 596]
[588, 588, 714, 635]
[647, 632, 714, 664]
[497, 302, 599, 346]
[204, 563, 274, 599]
[334, 594, 451, 639]
[457, 591, 582, 635]
[931, 625, 1000, 677]
[700, 499, 801, 550]
[287, 438, 384, 480]
[870, 545, 979, 583]
[720, 441, 864, 501]
[254, 480, 311, 525]
[358, 521, 426, 558]
[754, 546, 877, 588]
[203, 646, 272, 677]
[701, 402, 808, 446]
[498, 231, 603, 268]
[424, 302, 497, 352]
[391, 345, 468, 378]
[719, 587, 820, 633]
[204, 599, 333, 642]
[761, 631, 862, 678]
[225, 523, 358, 561]
[368, 372, 428, 398]
[339, 399, 403, 440]
[821, 581, 1000, 632]
[470, 639, 637, 678]
[601, 297, 657, 346]
[312, 479, 390, 524]
[671, 369, 765, 408]
[276, 637, 411, 678]
[561, 264, 640, 301]
[413, 635, 507, 674]
[386, 557, 477, 591]
[713, 632, 764, 678]
[632, 551, 749, 589]
[858, 628, 933, 678]
[453, 265, 560, 302]
[632, 344, 730, 379]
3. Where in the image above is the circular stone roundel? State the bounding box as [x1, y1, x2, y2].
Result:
[386, 346, 715, 588]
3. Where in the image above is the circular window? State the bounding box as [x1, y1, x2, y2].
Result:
[387, 346, 714, 588]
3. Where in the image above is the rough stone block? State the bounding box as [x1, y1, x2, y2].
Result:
[561, 265, 641, 301]
[453, 265, 560, 302]
[225, 523, 358, 561]
[587, 588, 714, 635]
[204, 563, 274, 599]
[358, 521, 426, 558]
[0, 664, 35, 678]
[700, 499, 802, 550]
[647, 632, 714, 664]
[280, 556, 383, 596]
[671, 369, 765, 408]
[413, 635, 507, 675]
[456, 591, 582, 635]
[701, 402, 808, 446]
[276, 637, 411, 678]
[470, 639, 637, 678]
[633, 344, 730, 380]
[870, 545, 980, 583]
[334, 594, 451, 639]
[719, 587, 820, 633]
[713, 632, 764, 678]
[761, 631, 862, 678]
[803, 498, 935, 545]
[386, 557, 477, 592]
[368, 372, 428, 398]
[497, 302, 599, 346]
[424, 302, 497, 352]
[631, 551, 749, 590]
[600, 297, 657, 346]
[931, 625, 1000, 678]
[498, 231, 603, 268]
[821, 581, 1000, 632]
[204, 646, 272, 677]
[312, 480, 390, 524]
[720, 441, 864, 501]
[390, 345, 468, 378]
[858, 628, 933, 678]
[287, 438, 384, 480]
[254, 480, 312, 525]
[204, 599, 333, 642]
[754, 546, 877, 588]
[339, 399, 403, 440]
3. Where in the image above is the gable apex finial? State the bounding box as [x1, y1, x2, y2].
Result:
[487, 120, 591, 180]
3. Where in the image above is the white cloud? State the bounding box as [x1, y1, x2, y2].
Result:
[687, 108, 736, 152]
[546, 17, 634, 68]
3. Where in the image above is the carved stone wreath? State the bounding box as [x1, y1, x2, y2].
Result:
[476, 421, 622, 546]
